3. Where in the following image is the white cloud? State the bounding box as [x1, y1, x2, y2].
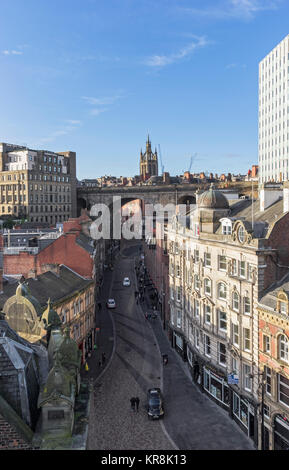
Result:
[38, 120, 81, 144]
[144, 36, 211, 68]
[90, 108, 107, 116]
[180, 0, 280, 21]
[226, 62, 247, 69]
[2, 49, 23, 56]
[82, 93, 124, 116]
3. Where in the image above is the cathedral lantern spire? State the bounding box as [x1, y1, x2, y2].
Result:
[140, 135, 158, 181]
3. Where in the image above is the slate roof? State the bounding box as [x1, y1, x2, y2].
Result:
[0, 265, 93, 312]
[259, 272, 289, 310]
[75, 232, 94, 255]
[215, 198, 284, 239]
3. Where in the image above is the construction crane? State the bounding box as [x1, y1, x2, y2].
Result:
[188, 153, 197, 173]
[182, 153, 197, 174]
[158, 144, 165, 174]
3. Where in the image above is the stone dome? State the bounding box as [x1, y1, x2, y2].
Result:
[198, 184, 229, 209]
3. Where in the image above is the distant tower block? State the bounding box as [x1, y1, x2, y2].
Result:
[140, 135, 158, 181]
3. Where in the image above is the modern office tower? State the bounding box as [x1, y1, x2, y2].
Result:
[258, 34, 289, 183]
[0, 143, 77, 224]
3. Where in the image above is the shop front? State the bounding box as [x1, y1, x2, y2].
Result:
[172, 330, 187, 361]
[273, 414, 289, 450]
[203, 366, 229, 410]
[232, 391, 257, 445]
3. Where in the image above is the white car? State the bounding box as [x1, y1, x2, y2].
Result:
[107, 298, 116, 309]
[123, 277, 131, 287]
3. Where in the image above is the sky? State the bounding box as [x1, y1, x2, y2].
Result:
[0, 0, 288, 180]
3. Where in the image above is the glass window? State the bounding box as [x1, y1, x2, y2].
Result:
[218, 282, 227, 300]
[243, 364, 252, 391]
[218, 342, 226, 366]
[239, 261, 246, 278]
[194, 249, 199, 263]
[219, 255, 227, 271]
[264, 366, 272, 395]
[279, 335, 289, 362]
[232, 323, 239, 346]
[204, 304, 211, 324]
[204, 278, 211, 296]
[194, 299, 200, 318]
[204, 252, 211, 267]
[204, 335, 211, 357]
[233, 292, 240, 311]
[244, 297, 251, 314]
[278, 374, 289, 407]
[219, 310, 227, 332]
[238, 226, 245, 243]
[243, 328, 251, 351]
[280, 301, 287, 314]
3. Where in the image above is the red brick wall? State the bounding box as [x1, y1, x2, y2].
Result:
[0, 414, 33, 449]
[4, 232, 94, 279]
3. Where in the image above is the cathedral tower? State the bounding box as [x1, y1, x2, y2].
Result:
[140, 135, 158, 181]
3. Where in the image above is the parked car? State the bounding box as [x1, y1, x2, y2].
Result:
[106, 298, 116, 309]
[147, 388, 164, 419]
[123, 277, 131, 286]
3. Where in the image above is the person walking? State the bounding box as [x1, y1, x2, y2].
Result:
[135, 396, 140, 412]
[130, 397, 136, 411]
[98, 302, 102, 311]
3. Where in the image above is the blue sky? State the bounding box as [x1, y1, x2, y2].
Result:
[0, 0, 288, 179]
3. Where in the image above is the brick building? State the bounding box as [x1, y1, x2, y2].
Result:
[258, 274, 289, 450]
[3, 212, 104, 282]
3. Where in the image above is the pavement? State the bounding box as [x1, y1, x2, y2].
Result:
[85, 240, 255, 451]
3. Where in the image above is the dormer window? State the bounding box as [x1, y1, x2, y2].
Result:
[221, 219, 232, 235]
[238, 225, 246, 244]
[280, 301, 287, 315]
[277, 291, 288, 315]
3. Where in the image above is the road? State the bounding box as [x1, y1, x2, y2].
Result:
[87, 240, 255, 450]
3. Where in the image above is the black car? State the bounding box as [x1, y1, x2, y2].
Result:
[147, 388, 164, 419]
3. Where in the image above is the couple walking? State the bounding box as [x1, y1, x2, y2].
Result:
[130, 396, 140, 412]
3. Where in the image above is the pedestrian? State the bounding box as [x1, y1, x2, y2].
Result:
[102, 352, 106, 365]
[98, 302, 102, 311]
[135, 396, 140, 412]
[130, 397, 136, 411]
[136, 298, 139, 305]
[98, 359, 102, 368]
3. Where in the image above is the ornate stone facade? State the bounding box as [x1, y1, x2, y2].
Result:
[140, 135, 158, 181]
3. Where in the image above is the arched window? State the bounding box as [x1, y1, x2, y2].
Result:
[232, 292, 240, 311]
[204, 278, 211, 296]
[279, 335, 289, 362]
[218, 282, 227, 300]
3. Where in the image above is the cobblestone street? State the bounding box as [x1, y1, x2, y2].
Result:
[86, 241, 255, 450]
